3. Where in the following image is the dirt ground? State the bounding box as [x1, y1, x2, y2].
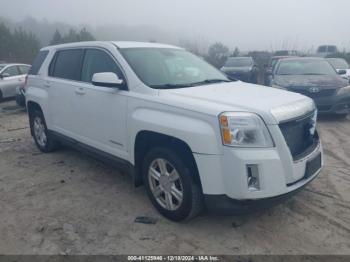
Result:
[0, 100, 349, 255]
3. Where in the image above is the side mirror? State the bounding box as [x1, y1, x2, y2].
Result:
[92, 72, 124, 88]
[0, 73, 10, 79]
[338, 69, 347, 75]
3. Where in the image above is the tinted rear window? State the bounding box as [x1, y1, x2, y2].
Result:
[50, 49, 84, 81]
[19, 65, 31, 75]
[29, 51, 49, 75]
[317, 46, 327, 52]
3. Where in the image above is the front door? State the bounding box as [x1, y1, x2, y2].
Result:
[71, 48, 128, 160]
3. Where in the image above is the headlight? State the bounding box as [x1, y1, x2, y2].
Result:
[219, 112, 274, 148]
[337, 85, 350, 95]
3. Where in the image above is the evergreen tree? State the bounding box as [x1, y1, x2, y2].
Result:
[0, 23, 13, 61]
[206, 42, 230, 68]
[50, 29, 63, 45]
[0, 23, 40, 63]
[78, 28, 95, 42]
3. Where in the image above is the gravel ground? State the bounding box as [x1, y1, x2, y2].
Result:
[0, 100, 349, 255]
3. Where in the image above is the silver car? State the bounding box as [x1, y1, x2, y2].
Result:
[0, 63, 31, 101]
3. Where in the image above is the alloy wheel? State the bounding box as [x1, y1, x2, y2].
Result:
[148, 158, 184, 211]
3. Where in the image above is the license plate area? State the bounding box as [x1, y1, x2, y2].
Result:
[304, 153, 322, 179]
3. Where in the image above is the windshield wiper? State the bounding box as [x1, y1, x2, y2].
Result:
[149, 83, 195, 89]
[191, 79, 232, 86]
[150, 79, 232, 89]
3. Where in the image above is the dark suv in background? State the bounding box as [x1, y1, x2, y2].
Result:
[270, 57, 350, 117]
[221, 57, 259, 83]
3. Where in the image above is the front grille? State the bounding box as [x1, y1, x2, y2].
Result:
[279, 111, 319, 161]
[289, 88, 337, 98]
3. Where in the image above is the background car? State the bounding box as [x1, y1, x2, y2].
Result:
[221, 56, 259, 83]
[327, 58, 350, 81]
[0, 63, 30, 101]
[264, 56, 296, 85]
[270, 57, 350, 116]
[316, 45, 338, 57]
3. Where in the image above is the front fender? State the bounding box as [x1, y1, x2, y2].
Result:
[129, 108, 222, 164]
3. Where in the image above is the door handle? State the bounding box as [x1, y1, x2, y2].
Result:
[75, 87, 86, 95]
[43, 81, 51, 88]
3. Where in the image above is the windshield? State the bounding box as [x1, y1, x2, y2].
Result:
[120, 48, 229, 89]
[327, 58, 349, 69]
[224, 57, 252, 67]
[276, 59, 337, 76]
[0, 65, 6, 71]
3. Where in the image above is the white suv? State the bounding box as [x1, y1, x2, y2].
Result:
[26, 41, 323, 221]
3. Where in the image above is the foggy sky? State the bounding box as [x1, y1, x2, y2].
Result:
[1, 0, 350, 51]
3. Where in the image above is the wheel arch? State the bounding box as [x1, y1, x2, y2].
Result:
[133, 130, 203, 191]
[27, 101, 44, 136]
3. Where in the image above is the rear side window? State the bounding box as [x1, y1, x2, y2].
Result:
[3, 66, 20, 76]
[18, 65, 31, 75]
[50, 49, 84, 81]
[81, 49, 122, 83]
[29, 50, 49, 75]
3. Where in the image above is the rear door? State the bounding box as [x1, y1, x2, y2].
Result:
[70, 48, 129, 159]
[47, 49, 84, 138]
[0, 65, 21, 97]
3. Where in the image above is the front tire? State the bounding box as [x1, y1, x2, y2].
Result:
[142, 147, 203, 221]
[30, 110, 59, 152]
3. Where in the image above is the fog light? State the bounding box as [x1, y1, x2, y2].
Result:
[247, 164, 260, 191]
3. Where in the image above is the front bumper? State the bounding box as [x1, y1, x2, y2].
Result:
[204, 167, 320, 215]
[314, 92, 350, 114]
[203, 169, 319, 214]
[194, 124, 323, 212]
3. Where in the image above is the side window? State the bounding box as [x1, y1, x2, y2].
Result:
[18, 65, 31, 75]
[3, 66, 20, 76]
[51, 49, 84, 81]
[81, 49, 122, 83]
[29, 50, 49, 75]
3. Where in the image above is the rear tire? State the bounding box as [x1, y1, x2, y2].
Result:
[142, 147, 203, 221]
[30, 110, 59, 152]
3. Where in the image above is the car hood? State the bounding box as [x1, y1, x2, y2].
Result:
[159, 81, 314, 125]
[274, 74, 348, 89]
